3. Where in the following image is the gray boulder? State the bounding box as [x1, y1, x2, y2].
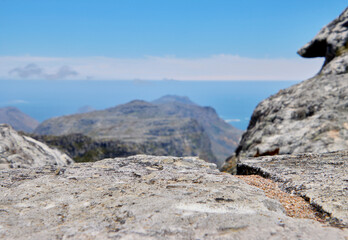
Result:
[0, 155, 346, 239]
[0, 124, 73, 169]
[234, 7, 348, 159]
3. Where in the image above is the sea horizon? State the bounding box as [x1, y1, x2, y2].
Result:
[1, 79, 300, 130]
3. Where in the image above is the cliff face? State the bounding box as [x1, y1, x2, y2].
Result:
[0, 155, 346, 239]
[0, 124, 73, 169]
[0, 107, 39, 133]
[34, 96, 242, 167]
[233, 8, 348, 159]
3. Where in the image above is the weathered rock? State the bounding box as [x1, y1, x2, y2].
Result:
[298, 7, 348, 72]
[238, 151, 348, 227]
[0, 155, 346, 239]
[233, 8, 348, 159]
[235, 73, 348, 158]
[0, 124, 73, 169]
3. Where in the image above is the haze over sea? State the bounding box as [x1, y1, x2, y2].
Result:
[1, 80, 298, 130]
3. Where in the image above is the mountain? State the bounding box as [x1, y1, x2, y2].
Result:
[152, 95, 196, 105]
[0, 124, 73, 169]
[34, 96, 242, 167]
[228, 8, 348, 160]
[0, 106, 39, 133]
[152, 95, 243, 165]
[76, 105, 96, 114]
[30, 121, 216, 164]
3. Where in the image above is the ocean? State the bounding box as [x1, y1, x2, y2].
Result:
[0, 80, 299, 130]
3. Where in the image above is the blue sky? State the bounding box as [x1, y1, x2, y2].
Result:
[0, 0, 347, 80]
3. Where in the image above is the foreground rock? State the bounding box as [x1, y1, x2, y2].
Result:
[0, 124, 73, 169]
[234, 8, 348, 158]
[238, 151, 348, 227]
[0, 155, 346, 239]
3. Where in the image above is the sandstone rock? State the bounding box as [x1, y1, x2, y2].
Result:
[238, 151, 348, 227]
[233, 8, 348, 159]
[0, 124, 73, 169]
[0, 155, 346, 239]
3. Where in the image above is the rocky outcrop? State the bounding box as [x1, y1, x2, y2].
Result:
[238, 151, 348, 227]
[34, 96, 242, 167]
[233, 8, 348, 159]
[0, 124, 73, 169]
[0, 155, 346, 239]
[298, 7, 348, 73]
[0, 107, 39, 133]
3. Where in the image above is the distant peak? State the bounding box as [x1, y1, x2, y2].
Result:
[128, 100, 149, 105]
[0, 106, 39, 133]
[76, 105, 95, 114]
[2, 106, 20, 112]
[152, 95, 196, 105]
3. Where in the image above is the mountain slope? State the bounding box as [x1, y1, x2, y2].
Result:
[152, 95, 243, 164]
[29, 130, 216, 164]
[34, 96, 242, 166]
[0, 107, 39, 133]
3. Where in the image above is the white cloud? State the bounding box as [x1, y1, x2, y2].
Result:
[0, 99, 29, 106]
[0, 55, 323, 81]
[225, 119, 241, 123]
[8, 63, 77, 79]
[11, 99, 29, 104]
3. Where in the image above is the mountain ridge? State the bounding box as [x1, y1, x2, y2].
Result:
[34, 96, 242, 167]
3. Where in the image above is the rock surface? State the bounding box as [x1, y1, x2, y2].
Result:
[0, 155, 346, 239]
[234, 8, 348, 158]
[34, 96, 242, 167]
[0, 107, 39, 133]
[238, 151, 348, 227]
[298, 7, 348, 72]
[0, 124, 73, 169]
